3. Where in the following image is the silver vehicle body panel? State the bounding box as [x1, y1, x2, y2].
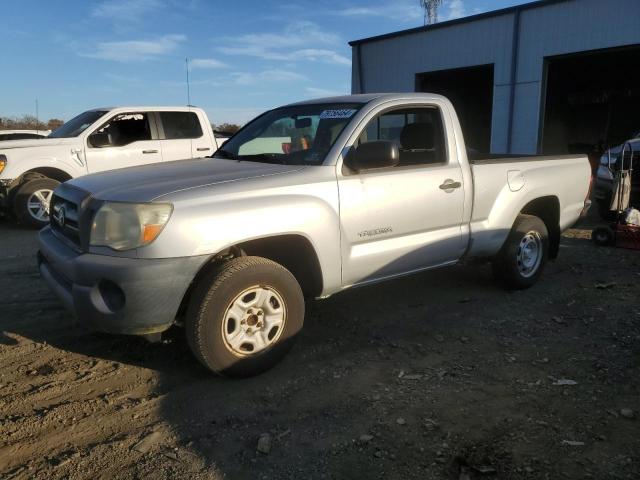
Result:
[61, 93, 591, 298]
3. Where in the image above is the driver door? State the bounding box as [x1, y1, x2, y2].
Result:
[338, 105, 467, 286]
[85, 112, 162, 173]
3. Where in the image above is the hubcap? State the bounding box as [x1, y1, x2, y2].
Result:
[516, 231, 542, 278]
[27, 189, 53, 222]
[222, 285, 286, 357]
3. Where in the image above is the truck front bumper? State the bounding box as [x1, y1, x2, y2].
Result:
[38, 227, 209, 335]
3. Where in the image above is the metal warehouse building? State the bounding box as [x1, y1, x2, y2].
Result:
[350, 0, 640, 156]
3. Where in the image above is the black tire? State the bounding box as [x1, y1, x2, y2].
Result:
[591, 226, 615, 246]
[13, 178, 59, 229]
[185, 256, 304, 377]
[492, 214, 549, 290]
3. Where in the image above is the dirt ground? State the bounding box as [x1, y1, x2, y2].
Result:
[1, 212, 639, 480]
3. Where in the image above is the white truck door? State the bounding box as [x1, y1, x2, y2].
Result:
[156, 111, 213, 161]
[84, 112, 162, 173]
[338, 105, 467, 287]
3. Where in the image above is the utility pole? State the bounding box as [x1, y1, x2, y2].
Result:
[35, 99, 40, 134]
[185, 58, 191, 106]
[420, 0, 443, 25]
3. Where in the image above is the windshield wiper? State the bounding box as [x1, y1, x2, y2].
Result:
[237, 153, 288, 165]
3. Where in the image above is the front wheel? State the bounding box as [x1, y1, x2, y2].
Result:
[492, 214, 549, 290]
[185, 256, 305, 377]
[13, 178, 59, 229]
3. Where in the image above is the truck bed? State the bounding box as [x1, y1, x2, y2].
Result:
[469, 153, 584, 165]
[466, 153, 591, 258]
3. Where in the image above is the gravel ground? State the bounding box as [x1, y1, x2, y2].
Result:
[0, 214, 639, 480]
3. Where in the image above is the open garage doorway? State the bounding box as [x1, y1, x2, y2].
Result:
[416, 64, 494, 154]
[541, 45, 640, 160]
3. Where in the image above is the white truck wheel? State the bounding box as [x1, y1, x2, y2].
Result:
[13, 178, 59, 229]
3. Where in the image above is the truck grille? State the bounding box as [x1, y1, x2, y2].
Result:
[49, 184, 91, 249]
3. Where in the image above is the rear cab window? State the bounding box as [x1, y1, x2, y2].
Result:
[159, 112, 203, 139]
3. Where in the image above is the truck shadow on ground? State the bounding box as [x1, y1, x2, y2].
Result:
[7, 255, 503, 374]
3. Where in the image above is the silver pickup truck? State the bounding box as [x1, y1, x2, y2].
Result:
[38, 93, 592, 376]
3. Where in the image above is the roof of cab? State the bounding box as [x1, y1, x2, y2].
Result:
[87, 106, 203, 112]
[284, 92, 448, 107]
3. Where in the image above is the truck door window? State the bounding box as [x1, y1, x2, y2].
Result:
[357, 107, 447, 167]
[91, 113, 151, 147]
[159, 112, 203, 139]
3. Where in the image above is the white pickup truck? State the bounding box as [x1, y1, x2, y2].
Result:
[38, 93, 592, 377]
[0, 106, 218, 227]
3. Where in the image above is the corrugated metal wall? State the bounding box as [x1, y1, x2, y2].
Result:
[352, 0, 640, 154]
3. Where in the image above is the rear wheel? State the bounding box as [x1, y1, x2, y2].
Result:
[185, 256, 304, 377]
[591, 226, 615, 246]
[13, 178, 59, 229]
[492, 214, 549, 290]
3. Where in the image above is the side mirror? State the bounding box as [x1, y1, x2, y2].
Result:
[88, 132, 111, 148]
[344, 140, 400, 172]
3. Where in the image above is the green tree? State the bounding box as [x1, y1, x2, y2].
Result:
[212, 123, 241, 134]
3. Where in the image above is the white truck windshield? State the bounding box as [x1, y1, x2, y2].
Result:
[49, 110, 108, 138]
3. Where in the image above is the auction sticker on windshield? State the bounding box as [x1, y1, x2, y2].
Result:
[320, 109, 357, 119]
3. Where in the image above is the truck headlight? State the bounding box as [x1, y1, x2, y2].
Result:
[90, 202, 173, 251]
[0, 155, 7, 175]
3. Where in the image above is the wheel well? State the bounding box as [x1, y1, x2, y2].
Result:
[235, 235, 323, 297]
[176, 234, 324, 319]
[21, 168, 73, 184]
[521, 196, 561, 258]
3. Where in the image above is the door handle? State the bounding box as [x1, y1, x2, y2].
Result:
[197, 147, 210, 151]
[143, 149, 159, 154]
[439, 180, 462, 191]
[70, 148, 85, 167]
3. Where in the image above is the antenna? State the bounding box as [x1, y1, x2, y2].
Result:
[185, 57, 191, 106]
[420, 0, 443, 25]
[185, 58, 194, 159]
[35, 98, 40, 134]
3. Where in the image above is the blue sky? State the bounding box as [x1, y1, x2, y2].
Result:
[1, 0, 528, 125]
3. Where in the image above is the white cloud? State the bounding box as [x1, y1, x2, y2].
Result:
[305, 86, 348, 97]
[239, 21, 339, 48]
[217, 21, 349, 66]
[189, 58, 227, 69]
[232, 70, 308, 86]
[82, 34, 186, 62]
[335, 0, 477, 23]
[291, 49, 350, 66]
[335, 2, 422, 22]
[92, 0, 164, 26]
[337, 6, 385, 16]
[445, 0, 467, 20]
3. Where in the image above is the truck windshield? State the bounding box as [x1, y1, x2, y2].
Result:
[49, 110, 108, 138]
[214, 103, 362, 166]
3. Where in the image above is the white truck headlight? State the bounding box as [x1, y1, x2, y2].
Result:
[0, 155, 7, 175]
[90, 202, 173, 251]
